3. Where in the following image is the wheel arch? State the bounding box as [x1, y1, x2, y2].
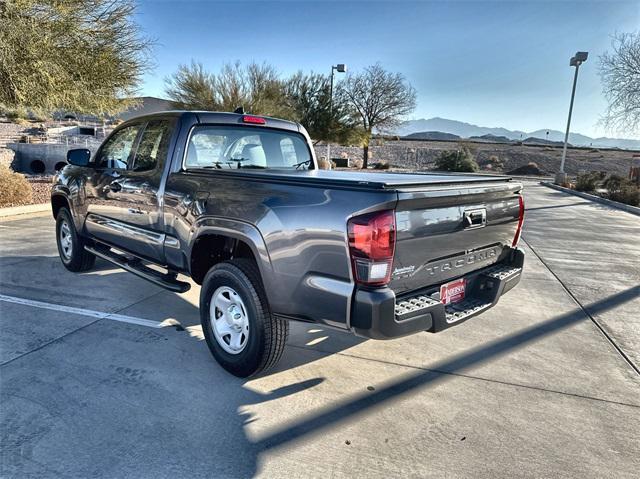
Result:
[188, 218, 275, 302]
[51, 193, 70, 219]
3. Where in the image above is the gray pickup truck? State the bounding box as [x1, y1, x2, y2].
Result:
[52, 111, 525, 377]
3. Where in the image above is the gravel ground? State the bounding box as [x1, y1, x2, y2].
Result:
[28, 176, 54, 205]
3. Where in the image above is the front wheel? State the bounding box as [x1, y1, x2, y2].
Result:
[200, 259, 288, 377]
[55, 207, 96, 272]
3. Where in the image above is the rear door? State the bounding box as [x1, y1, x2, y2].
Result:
[389, 181, 522, 294]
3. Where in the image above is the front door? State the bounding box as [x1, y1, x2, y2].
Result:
[85, 118, 176, 261]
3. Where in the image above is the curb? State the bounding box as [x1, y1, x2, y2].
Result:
[541, 182, 640, 217]
[0, 203, 50, 219]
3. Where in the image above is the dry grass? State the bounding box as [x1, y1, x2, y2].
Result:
[0, 166, 33, 207]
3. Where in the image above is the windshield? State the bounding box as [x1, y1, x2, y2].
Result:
[184, 125, 312, 170]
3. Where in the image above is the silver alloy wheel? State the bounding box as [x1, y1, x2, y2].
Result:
[210, 286, 250, 355]
[59, 220, 73, 260]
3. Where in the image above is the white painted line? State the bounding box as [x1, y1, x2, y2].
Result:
[0, 294, 162, 328]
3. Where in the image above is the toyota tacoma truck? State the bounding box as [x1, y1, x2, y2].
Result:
[52, 111, 525, 377]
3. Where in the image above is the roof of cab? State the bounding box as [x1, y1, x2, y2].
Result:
[119, 110, 301, 133]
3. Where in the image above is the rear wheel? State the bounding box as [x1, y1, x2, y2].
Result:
[55, 207, 96, 272]
[200, 259, 288, 377]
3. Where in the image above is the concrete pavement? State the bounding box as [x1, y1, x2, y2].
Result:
[0, 184, 639, 478]
[526, 182, 640, 370]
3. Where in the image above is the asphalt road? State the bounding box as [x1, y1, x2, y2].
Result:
[1, 182, 639, 478]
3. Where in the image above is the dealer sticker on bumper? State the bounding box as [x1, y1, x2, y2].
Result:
[440, 278, 466, 305]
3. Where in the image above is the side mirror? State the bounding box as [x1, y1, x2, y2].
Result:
[66, 148, 92, 167]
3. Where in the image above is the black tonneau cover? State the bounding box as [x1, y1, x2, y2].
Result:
[188, 168, 512, 190]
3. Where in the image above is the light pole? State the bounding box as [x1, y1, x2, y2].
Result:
[327, 64, 346, 165]
[556, 51, 588, 185]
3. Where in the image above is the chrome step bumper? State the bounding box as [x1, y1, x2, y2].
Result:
[392, 253, 524, 334]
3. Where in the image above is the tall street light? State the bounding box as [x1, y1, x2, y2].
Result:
[555, 51, 588, 185]
[327, 64, 347, 165]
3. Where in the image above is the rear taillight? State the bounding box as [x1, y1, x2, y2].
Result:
[512, 195, 525, 247]
[347, 210, 396, 286]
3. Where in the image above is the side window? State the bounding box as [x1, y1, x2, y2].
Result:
[97, 125, 141, 169]
[131, 119, 175, 172]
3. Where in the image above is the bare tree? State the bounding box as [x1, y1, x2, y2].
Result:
[599, 32, 640, 135]
[0, 0, 153, 115]
[338, 64, 416, 168]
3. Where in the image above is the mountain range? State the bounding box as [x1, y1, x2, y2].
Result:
[390, 117, 640, 150]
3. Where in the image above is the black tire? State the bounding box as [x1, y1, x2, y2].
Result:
[55, 207, 96, 272]
[200, 259, 289, 377]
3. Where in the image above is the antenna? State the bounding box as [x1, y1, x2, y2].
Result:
[234, 106, 245, 114]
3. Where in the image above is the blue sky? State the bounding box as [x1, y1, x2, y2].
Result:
[136, 0, 640, 139]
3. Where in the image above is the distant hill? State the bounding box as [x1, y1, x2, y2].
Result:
[469, 134, 511, 143]
[522, 137, 566, 147]
[117, 96, 174, 121]
[404, 131, 460, 141]
[391, 117, 640, 150]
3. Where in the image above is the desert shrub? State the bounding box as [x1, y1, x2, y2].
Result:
[602, 174, 628, 192]
[608, 186, 640, 206]
[488, 155, 504, 168]
[372, 161, 390, 170]
[350, 158, 363, 169]
[435, 149, 479, 172]
[575, 171, 605, 192]
[317, 157, 331, 170]
[603, 175, 640, 206]
[507, 162, 544, 176]
[2, 106, 29, 121]
[480, 154, 504, 170]
[0, 165, 33, 207]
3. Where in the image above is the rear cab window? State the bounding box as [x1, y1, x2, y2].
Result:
[184, 126, 312, 170]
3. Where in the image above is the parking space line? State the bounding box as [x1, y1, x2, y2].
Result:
[0, 294, 162, 328]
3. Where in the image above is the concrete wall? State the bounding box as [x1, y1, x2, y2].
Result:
[7, 143, 99, 174]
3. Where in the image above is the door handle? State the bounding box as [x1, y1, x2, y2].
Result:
[109, 181, 122, 192]
[128, 208, 144, 215]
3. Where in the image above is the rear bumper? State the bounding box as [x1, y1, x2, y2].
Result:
[350, 247, 524, 339]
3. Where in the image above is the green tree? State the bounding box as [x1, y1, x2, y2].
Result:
[0, 0, 152, 115]
[164, 60, 292, 118]
[337, 64, 416, 168]
[284, 71, 360, 144]
[163, 61, 217, 110]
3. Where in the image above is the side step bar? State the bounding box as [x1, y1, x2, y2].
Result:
[85, 246, 191, 293]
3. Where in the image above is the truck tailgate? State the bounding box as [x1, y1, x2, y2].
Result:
[390, 181, 522, 295]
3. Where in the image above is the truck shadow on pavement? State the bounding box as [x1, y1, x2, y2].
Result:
[253, 285, 640, 453]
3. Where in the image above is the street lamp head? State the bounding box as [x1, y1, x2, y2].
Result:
[335, 64, 347, 73]
[570, 51, 588, 67]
